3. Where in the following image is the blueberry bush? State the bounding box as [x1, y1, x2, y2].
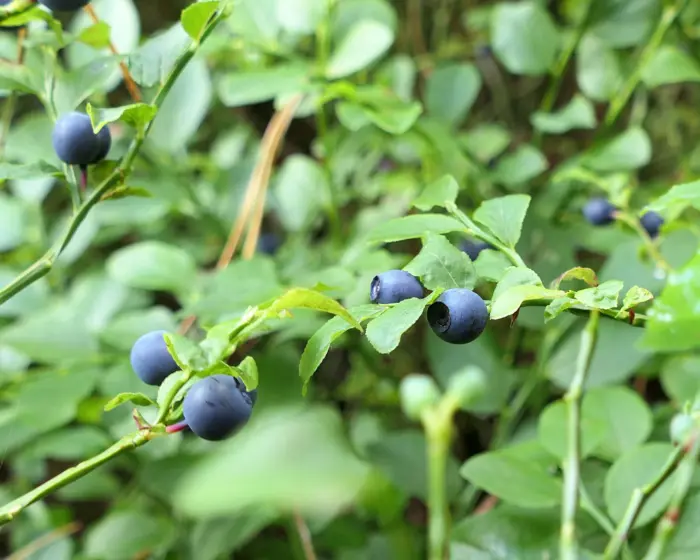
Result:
[1, 0, 700, 559]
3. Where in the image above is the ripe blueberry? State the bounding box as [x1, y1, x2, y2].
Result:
[183, 375, 254, 441]
[460, 239, 492, 261]
[129, 330, 179, 386]
[582, 197, 617, 226]
[640, 211, 664, 238]
[38, 0, 91, 11]
[257, 233, 280, 255]
[370, 270, 424, 304]
[427, 288, 488, 344]
[52, 112, 112, 167]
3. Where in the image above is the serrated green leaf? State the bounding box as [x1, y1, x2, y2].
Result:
[87, 102, 158, 134]
[574, 280, 624, 310]
[365, 297, 428, 354]
[492, 267, 543, 302]
[104, 392, 157, 411]
[491, 285, 565, 320]
[551, 267, 599, 289]
[473, 194, 531, 248]
[266, 288, 363, 331]
[404, 233, 476, 291]
[620, 286, 653, 312]
[77, 21, 112, 49]
[544, 297, 576, 322]
[237, 356, 259, 391]
[181, 1, 219, 40]
[412, 175, 459, 211]
[367, 214, 466, 244]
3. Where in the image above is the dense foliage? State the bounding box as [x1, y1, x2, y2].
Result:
[2, 0, 700, 559]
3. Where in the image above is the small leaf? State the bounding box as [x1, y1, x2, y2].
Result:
[367, 214, 466, 243]
[163, 332, 206, 371]
[473, 194, 531, 248]
[530, 94, 596, 134]
[327, 20, 394, 79]
[544, 297, 576, 322]
[412, 175, 459, 211]
[641, 45, 700, 88]
[77, 21, 112, 49]
[104, 392, 157, 411]
[620, 286, 653, 312]
[581, 127, 651, 172]
[490, 145, 548, 187]
[218, 64, 310, 107]
[404, 233, 476, 291]
[574, 280, 624, 310]
[266, 288, 363, 331]
[551, 267, 599, 289]
[237, 356, 259, 391]
[491, 285, 565, 320]
[492, 267, 543, 303]
[425, 63, 482, 126]
[365, 297, 428, 354]
[181, 1, 218, 40]
[646, 179, 700, 220]
[87, 102, 158, 134]
[299, 304, 384, 391]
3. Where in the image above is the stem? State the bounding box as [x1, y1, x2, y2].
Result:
[614, 211, 671, 272]
[580, 481, 616, 537]
[446, 202, 527, 268]
[422, 398, 458, 560]
[604, 0, 688, 127]
[0, 430, 153, 526]
[0, 5, 229, 307]
[603, 446, 686, 559]
[642, 434, 700, 560]
[560, 310, 600, 560]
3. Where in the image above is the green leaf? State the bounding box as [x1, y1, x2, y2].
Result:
[300, 305, 385, 391]
[604, 443, 678, 528]
[412, 175, 459, 211]
[276, 0, 327, 34]
[538, 400, 607, 461]
[574, 280, 624, 310]
[106, 241, 197, 295]
[490, 144, 548, 187]
[641, 45, 700, 88]
[474, 249, 512, 283]
[367, 214, 466, 243]
[217, 64, 310, 107]
[646, 180, 700, 220]
[327, 20, 394, 79]
[77, 21, 112, 49]
[365, 297, 428, 354]
[544, 297, 576, 322]
[530, 94, 596, 134]
[237, 356, 259, 391]
[581, 127, 652, 172]
[459, 123, 511, 163]
[404, 233, 476, 291]
[461, 446, 561, 508]
[164, 332, 206, 371]
[576, 33, 623, 101]
[274, 155, 327, 232]
[588, 0, 659, 48]
[641, 253, 700, 352]
[104, 392, 157, 411]
[492, 267, 543, 302]
[620, 286, 653, 312]
[491, 285, 564, 320]
[87, 102, 158, 134]
[181, 0, 218, 40]
[660, 355, 700, 407]
[665, 493, 700, 559]
[84, 511, 176, 560]
[491, 1, 560, 75]
[551, 267, 599, 289]
[0, 161, 61, 181]
[473, 194, 531, 248]
[267, 288, 363, 331]
[425, 63, 482, 126]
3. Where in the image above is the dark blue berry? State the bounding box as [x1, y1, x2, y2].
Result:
[370, 270, 424, 304]
[460, 239, 492, 261]
[257, 233, 280, 255]
[427, 288, 488, 344]
[183, 375, 253, 441]
[130, 330, 179, 386]
[640, 211, 664, 238]
[52, 112, 112, 166]
[39, 0, 91, 11]
[583, 197, 617, 226]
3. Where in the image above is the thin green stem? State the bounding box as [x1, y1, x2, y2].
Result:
[446, 202, 527, 268]
[560, 310, 600, 560]
[614, 211, 671, 272]
[604, 0, 688, 127]
[0, 6, 229, 307]
[642, 433, 700, 560]
[0, 92, 17, 157]
[604, 445, 686, 559]
[0, 430, 154, 526]
[580, 481, 616, 537]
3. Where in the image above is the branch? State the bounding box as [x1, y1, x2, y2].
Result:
[560, 310, 600, 560]
[0, 5, 229, 307]
[603, 445, 686, 559]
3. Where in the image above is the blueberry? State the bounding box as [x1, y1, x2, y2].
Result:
[460, 239, 492, 261]
[582, 197, 617, 226]
[427, 288, 488, 344]
[370, 270, 424, 304]
[640, 211, 664, 238]
[257, 233, 280, 255]
[130, 330, 179, 386]
[183, 374, 254, 441]
[38, 0, 91, 11]
[52, 112, 112, 166]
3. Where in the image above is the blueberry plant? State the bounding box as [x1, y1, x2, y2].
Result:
[2, 0, 700, 559]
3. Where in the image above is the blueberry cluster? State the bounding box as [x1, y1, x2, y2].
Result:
[582, 197, 664, 238]
[370, 271, 489, 345]
[130, 331, 257, 441]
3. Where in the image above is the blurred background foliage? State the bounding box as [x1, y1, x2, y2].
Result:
[1, 0, 700, 558]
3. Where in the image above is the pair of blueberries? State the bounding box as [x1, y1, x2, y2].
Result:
[583, 197, 664, 238]
[130, 331, 257, 441]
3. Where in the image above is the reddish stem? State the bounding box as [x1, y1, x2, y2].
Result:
[79, 165, 88, 192]
[166, 421, 188, 434]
